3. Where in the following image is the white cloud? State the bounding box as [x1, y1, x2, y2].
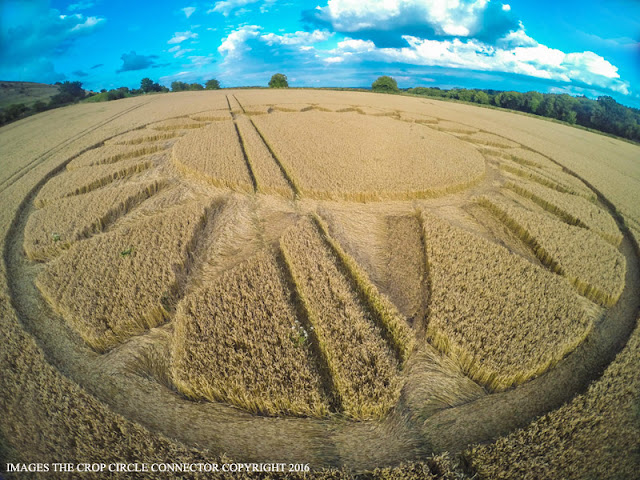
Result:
[318, 31, 630, 94]
[502, 4, 511, 12]
[188, 55, 215, 67]
[169, 45, 194, 58]
[182, 6, 196, 18]
[70, 15, 104, 31]
[218, 25, 262, 59]
[260, 30, 333, 46]
[68, 1, 96, 11]
[313, 0, 516, 41]
[168, 30, 198, 44]
[208, 0, 275, 16]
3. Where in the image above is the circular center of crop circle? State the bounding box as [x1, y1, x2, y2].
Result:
[172, 111, 486, 200]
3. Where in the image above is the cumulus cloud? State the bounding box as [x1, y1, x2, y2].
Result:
[182, 6, 196, 18]
[168, 30, 198, 44]
[218, 25, 262, 59]
[304, 0, 518, 47]
[116, 51, 159, 73]
[318, 31, 630, 94]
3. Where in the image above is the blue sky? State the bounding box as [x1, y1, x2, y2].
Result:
[1, 0, 639, 107]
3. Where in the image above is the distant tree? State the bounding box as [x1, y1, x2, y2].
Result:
[494, 91, 524, 110]
[49, 81, 85, 106]
[100, 88, 107, 93]
[59, 81, 85, 99]
[140, 78, 155, 93]
[269, 73, 288, 88]
[33, 100, 48, 112]
[472, 91, 490, 104]
[554, 94, 578, 124]
[523, 91, 544, 113]
[171, 81, 189, 92]
[189, 83, 204, 91]
[538, 94, 556, 118]
[3, 103, 28, 122]
[448, 88, 471, 102]
[107, 90, 125, 101]
[205, 79, 221, 90]
[371, 76, 398, 93]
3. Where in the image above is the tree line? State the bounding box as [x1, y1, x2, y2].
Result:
[407, 86, 640, 141]
[370, 77, 640, 142]
[2, 73, 638, 143]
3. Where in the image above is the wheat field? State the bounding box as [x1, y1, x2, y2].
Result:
[1, 89, 638, 478]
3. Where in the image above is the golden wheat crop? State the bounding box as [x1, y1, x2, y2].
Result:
[421, 210, 593, 391]
[3, 88, 638, 476]
[24, 180, 164, 261]
[251, 111, 485, 201]
[171, 121, 254, 192]
[478, 195, 626, 306]
[280, 216, 401, 419]
[104, 128, 182, 146]
[432, 120, 479, 134]
[226, 94, 244, 113]
[397, 111, 438, 124]
[36, 201, 208, 352]
[270, 103, 314, 112]
[34, 157, 156, 207]
[312, 214, 415, 363]
[469, 313, 640, 480]
[486, 146, 562, 170]
[234, 115, 295, 197]
[150, 117, 207, 131]
[497, 157, 597, 201]
[67, 142, 169, 170]
[171, 249, 328, 417]
[460, 131, 520, 148]
[506, 177, 622, 245]
[190, 110, 233, 122]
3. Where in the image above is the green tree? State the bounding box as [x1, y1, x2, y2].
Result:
[205, 79, 221, 90]
[269, 73, 289, 88]
[140, 78, 155, 93]
[494, 91, 524, 110]
[189, 83, 204, 91]
[59, 81, 85, 99]
[49, 81, 85, 105]
[3, 103, 27, 121]
[33, 101, 48, 112]
[523, 91, 544, 113]
[554, 94, 578, 124]
[171, 81, 189, 92]
[371, 76, 399, 93]
[472, 91, 490, 104]
[538, 95, 556, 118]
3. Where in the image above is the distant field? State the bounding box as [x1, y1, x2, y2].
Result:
[0, 89, 638, 478]
[0, 80, 59, 108]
